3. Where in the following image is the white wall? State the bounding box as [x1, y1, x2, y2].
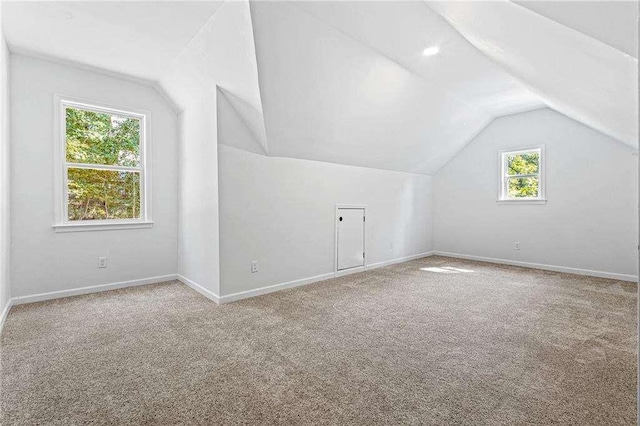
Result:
[160, 0, 262, 296]
[10, 55, 178, 298]
[434, 108, 638, 279]
[218, 144, 433, 296]
[176, 93, 220, 295]
[0, 14, 11, 321]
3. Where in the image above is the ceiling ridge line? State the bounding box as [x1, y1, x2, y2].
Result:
[286, 0, 488, 117]
[419, 0, 546, 121]
[426, 1, 636, 146]
[509, 0, 638, 62]
[245, 0, 270, 156]
[156, 0, 227, 86]
[217, 86, 268, 156]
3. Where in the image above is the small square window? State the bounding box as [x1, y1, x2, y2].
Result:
[499, 147, 546, 203]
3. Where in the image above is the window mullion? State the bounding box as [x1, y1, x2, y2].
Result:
[506, 173, 539, 179]
[499, 146, 545, 202]
[59, 100, 148, 226]
[65, 162, 141, 172]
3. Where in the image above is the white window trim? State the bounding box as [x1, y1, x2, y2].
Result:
[53, 94, 153, 232]
[497, 145, 547, 204]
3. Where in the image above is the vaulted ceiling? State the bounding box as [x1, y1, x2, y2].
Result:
[2, 1, 638, 175]
[427, 0, 638, 147]
[515, 0, 638, 58]
[2, 1, 223, 81]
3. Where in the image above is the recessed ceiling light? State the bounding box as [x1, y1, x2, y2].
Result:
[422, 46, 440, 57]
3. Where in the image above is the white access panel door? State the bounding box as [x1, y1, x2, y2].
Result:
[337, 208, 365, 271]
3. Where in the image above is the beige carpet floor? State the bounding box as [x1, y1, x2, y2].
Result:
[0, 256, 637, 425]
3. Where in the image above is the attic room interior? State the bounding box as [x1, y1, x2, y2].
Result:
[0, 0, 638, 424]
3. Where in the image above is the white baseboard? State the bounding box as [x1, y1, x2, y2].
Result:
[219, 272, 336, 304]
[10, 274, 179, 306]
[0, 298, 13, 333]
[218, 251, 435, 304]
[366, 251, 434, 271]
[177, 275, 220, 304]
[433, 251, 638, 282]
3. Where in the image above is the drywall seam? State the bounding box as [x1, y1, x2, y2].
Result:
[434, 251, 638, 282]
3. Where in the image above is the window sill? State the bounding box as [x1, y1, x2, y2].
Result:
[496, 199, 547, 205]
[53, 221, 154, 233]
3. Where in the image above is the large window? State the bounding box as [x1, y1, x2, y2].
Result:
[54, 97, 151, 231]
[499, 146, 546, 203]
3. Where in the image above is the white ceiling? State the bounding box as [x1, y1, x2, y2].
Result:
[159, 0, 268, 152]
[2, 1, 223, 81]
[294, 1, 543, 118]
[250, 1, 497, 174]
[515, 0, 639, 58]
[2, 0, 637, 174]
[427, 0, 638, 148]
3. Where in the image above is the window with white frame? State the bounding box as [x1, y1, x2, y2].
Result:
[499, 146, 545, 202]
[54, 97, 151, 230]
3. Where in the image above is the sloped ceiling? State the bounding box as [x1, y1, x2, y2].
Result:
[250, 1, 496, 175]
[294, 1, 542, 117]
[158, 0, 268, 155]
[426, 0, 638, 148]
[2, 0, 637, 174]
[515, 0, 638, 58]
[1, 1, 223, 81]
[217, 87, 266, 156]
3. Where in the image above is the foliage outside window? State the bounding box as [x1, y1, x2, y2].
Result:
[499, 147, 545, 201]
[60, 102, 147, 224]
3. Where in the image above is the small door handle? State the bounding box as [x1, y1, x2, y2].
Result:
[339, 217, 343, 221]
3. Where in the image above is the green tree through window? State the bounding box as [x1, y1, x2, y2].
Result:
[500, 148, 544, 200]
[506, 151, 539, 198]
[65, 106, 142, 220]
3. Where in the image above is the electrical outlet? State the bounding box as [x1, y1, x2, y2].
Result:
[98, 257, 107, 268]
[514, 242, 520, 250]
[251, 260, 258, 273]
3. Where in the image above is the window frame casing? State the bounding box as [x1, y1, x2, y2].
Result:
[497, 145, 546, 205]
[53, 95, 153, 232]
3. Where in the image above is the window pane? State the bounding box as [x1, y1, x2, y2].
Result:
[507, 151, 539, 176]
[66, 107, 140, 167]
[508, 176, 539, 198]
[67, 168, 141, 220]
